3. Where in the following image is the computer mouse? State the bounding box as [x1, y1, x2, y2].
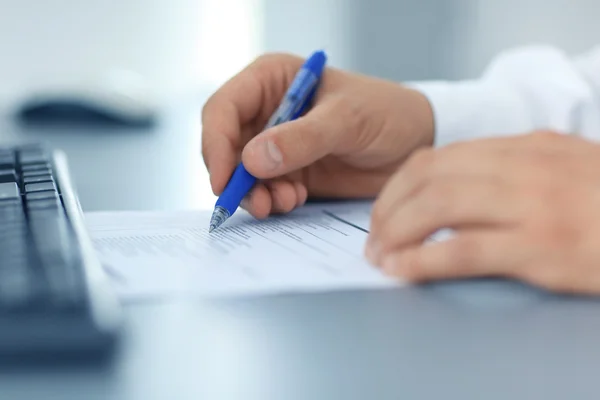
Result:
[15, 70, 158, 128]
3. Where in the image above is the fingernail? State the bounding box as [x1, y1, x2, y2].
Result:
[254, 139, 282, 171]
[240, 197, 251, 210]
[365, 237, 382, 265]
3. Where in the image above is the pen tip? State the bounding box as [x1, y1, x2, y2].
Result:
[209, 205, 230, 233]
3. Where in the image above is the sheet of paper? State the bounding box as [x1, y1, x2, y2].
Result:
[86, 201, 401, 301]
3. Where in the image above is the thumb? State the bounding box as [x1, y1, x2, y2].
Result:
[241, 101, 345, 178]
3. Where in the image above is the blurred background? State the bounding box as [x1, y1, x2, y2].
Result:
[0, 0, 598, 211]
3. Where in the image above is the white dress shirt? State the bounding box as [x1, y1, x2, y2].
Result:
[409, 45, 600, 147]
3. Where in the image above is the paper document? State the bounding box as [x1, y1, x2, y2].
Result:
[86, 202, 401, 301]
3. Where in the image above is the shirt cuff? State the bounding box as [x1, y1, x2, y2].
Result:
[406, 80, 535, 148]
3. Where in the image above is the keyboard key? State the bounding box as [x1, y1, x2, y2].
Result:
[0, 239, 27, 260]
[0, 200, 24, 210]
[45, 267, 84, 308]
[26, 191, 59, 201]
[0, 230, 34, 309]
[0, 266, 34, 309]
[0, 207, 24, 222]
[0, 182, 19, 200]
[30, 211, 72, 257]
[19, 151, 48, 165]
[23, 169, 52, 178]
[0, 226, 26, 240]
[22, 163, 51, 172]
[0, 144, 118, 353]
[1, 224, 26, 237]
[0, 154, 15, 169]
[27, 198, 61, 210]
[29, 212, 84, 304]
[0, 203, 24, 216]
[0, 169, 17, 183]
[0, 198, 21, 207]
[25, 181, 56, 193]
[23, 174, 53, 184]
[0, 209, 25, 222]
[16, 144, 45, 151]
[27, 209, 64, 222]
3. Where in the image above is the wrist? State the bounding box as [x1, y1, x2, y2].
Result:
[403, 87, 435, 149]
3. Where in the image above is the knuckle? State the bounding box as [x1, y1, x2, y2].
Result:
[251, 53, 304, 87]
[405, 148, 436, 175]
[252, 52, 295, 67]
[402, 251, 425, 278]
[251, 53, 278, 68]
[378, 230, 393, 251]
[201, 94, 216, 121]
[420, 181, 454, 217]
[446, 237, 481, 271]
[370, 202, 387, 231]
[378, 219, 398, 249]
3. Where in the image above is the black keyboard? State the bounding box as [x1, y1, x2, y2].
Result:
[0, 144, 120, 359]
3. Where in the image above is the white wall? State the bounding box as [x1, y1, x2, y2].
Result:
[264, 0, 600, 81]
[1, 0, 599, 110]
[0, 0, 263, 109]
[458, 0, 600, 78]
[262, 0, 353, 70]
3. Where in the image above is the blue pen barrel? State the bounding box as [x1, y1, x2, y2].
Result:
[210, 50, 327, 231]
[215, 164, 257, 216]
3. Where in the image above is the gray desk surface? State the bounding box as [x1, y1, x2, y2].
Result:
[1, 101, 600, 400]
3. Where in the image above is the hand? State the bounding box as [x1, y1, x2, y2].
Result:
[201, 53, 434, 218]
[367, 131, 600, 295]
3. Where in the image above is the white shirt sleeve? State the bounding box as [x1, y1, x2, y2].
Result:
[407, 45, 600, 147]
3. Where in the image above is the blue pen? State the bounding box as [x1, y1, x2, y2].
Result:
[209, 50, 327, 232]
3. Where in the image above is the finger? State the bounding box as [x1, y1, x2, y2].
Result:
[371, 144, 513, 231]
[240, 183, 272, 219]
[241, 98, 352, 179]
[371, 148, 435, 228]
[202, 78, 258, 194]
[441, 131, 576, 155]
[520, 261, 600, 295]
[294, 181, 308, 207]
[202, 55, 299, 141]
[202, 132, 238, 195]
[380, 230, 521, 282]
[381, 132, 600, 204]
[369, 178, 523, 262]
[201, 54, 304, 194]
[371, 147, 493, 226]
[266, 180, 298, 214]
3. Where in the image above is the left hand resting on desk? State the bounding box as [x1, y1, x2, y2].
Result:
[366, 130, 600, 295]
